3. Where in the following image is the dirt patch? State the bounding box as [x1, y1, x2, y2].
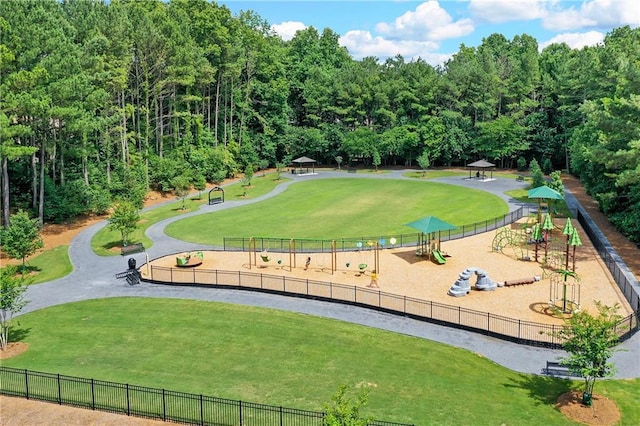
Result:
[556, 391, 621, 425]
[0, 395, 169, 426]
[0, 342, 29, 359]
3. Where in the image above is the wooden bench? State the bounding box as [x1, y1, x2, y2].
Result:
[545, 361, 581, 377]
[121, 242, 144, 256]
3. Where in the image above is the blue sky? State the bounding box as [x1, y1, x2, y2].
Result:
[217, 0, 639, 65]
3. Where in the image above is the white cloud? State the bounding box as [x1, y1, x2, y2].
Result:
[468, 0, 547, 23]
[543, 0, 640, 31]
[375, 1, 474, 41]
[539, 30, 605, 51]
[271, 21, 307, 41]
[339, 30, 451, 66]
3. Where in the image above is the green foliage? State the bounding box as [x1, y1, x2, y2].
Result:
[1, 210, 43, 271]
[529, 159, 545, 188]
[242, 164, 254, 186]
[542, 158, 553, 175]
[416, 150, 430, 176]
[43, 179, 92, 223]
[334, 156, 343, 170]
[107, 201, 140, 246]
[0, 265, 30, 350]
[323, 385, 371, 426]
[516, 156, 527, 172]
[171, 175, 191, 210]
[556, 302, 622, 405]
[548, 171, 565, 197]
[193, 174, 207, 199]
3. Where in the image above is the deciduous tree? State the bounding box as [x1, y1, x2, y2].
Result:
[0, 210, 43, 272]
[0, 266, 30, 351]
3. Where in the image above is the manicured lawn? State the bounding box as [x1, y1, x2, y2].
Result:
[91, 174, 290, 256]
[26, 245, 73, 284]
[4, 298, 637, 425]
[166, 178, 508, 245]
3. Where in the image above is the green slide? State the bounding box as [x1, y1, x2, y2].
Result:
[432, 249, 446, 264]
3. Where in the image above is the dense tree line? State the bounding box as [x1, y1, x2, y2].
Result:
[1, 0, 638, 242]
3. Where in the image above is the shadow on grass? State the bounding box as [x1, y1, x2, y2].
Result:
[9, 327, 31, 343]
[505, 373, 575, 407]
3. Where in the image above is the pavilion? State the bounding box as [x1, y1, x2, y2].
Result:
[467, 159, 495, 181]
[291, 156, 317, 175]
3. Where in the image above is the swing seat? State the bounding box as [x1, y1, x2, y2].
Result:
[358, 263, 367, 271]
[260, 253, 271, 262]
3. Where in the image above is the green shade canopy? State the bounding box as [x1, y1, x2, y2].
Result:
[527, 185, 564, 200]
[562, 218, 574, 236]
[405, 216, 457, 234]
[569, 229, 583, 246]
[531, 223, 542, 240]
[542, 213, 555, 231]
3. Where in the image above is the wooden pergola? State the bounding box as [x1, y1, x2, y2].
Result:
[467, 159, 495, 180]
[291, 156, 317, 175]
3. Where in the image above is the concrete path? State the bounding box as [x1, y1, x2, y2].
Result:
[20, 170, 639, 379]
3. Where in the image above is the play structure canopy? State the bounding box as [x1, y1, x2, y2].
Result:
[527, 185, 563, 200]
[405, 216, 457, 234]
[467, 159, 495, 179]
[291, 156, 316, 175]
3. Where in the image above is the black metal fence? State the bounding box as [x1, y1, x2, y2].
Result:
[145, 266, 639, 349]
[0, 367, 411, 426]
[223, 208, 529, 253]
[576, 208, 640, 312]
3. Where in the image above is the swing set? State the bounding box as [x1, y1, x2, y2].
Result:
[247, 237, 382, 275]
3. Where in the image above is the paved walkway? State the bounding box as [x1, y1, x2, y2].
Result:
[20, 170, 639, 379]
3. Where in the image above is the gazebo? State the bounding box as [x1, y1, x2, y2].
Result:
[467, 159, 495, 180]
[291, 156, 317, 175]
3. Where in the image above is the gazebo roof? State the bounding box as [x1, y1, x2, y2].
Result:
[292, 156, 316, 164]
[467, 159, 495, 168]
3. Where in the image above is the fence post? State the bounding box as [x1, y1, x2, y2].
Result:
[280, 406, 284, 426]
[24, 369, 29, 399]
[200, 394, 204, 426]
[126, 383, 130, 415]
[239, 400, 243, 425]
[162, 389, 166, 421]
[57, 374, 61, 404]
[92, 379, 96, 410]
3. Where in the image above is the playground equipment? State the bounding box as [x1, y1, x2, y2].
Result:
[248, 238, 344, 274]
[405, 216, 456, 265]
[448, 267, 498, 297]
[549, 270, 581, 314]
[491, 226, 529, 261]
[176, 251, 203, 267]
[503, 276, 541, 286]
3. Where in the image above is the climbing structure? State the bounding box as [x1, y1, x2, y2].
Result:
[448, 267, 498, 297]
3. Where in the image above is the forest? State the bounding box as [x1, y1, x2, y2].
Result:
[1, 0, 639, 243]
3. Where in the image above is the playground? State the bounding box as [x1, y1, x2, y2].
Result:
[143, 218, 632, 325]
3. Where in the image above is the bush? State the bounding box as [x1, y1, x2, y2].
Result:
[516, 156, 527, 172]
[542, 158, 553, 175]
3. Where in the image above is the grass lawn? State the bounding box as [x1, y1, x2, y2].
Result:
[26, 245, 73, 284]
[91, 174, 289, 256]
[166, 178, 508, 245]
[4, 298, 637, 425]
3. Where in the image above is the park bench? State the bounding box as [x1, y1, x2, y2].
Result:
[516, 175, 525, 182]
[545, 361, 581, 377]
[121, 242, 144, 256]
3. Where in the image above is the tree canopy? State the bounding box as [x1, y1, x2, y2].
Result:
[1, 1, 638, 242]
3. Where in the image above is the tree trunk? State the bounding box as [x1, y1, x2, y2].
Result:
[38, 138, 45, 226]
[214, 71, 221, 145]
[1, 156, 9, 228]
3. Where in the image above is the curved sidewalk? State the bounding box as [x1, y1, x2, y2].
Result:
[20, 171, 639, 379]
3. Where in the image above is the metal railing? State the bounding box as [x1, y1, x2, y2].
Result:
[0, 367, 411, 426]
[145, 266, 638, 349]
[575, 209, 640, 311]
[223, 208, 529, 253]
